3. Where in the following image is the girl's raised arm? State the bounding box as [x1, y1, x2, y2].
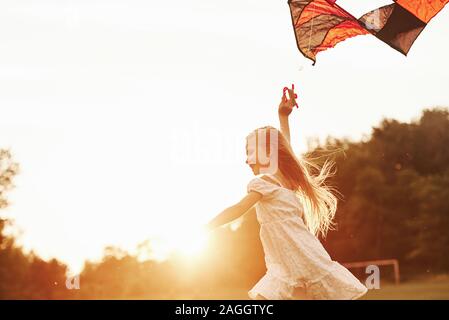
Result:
[205, 191, 262, 230]
[278, 85, 298, 145]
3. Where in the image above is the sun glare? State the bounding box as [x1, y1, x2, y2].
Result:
[145, 226, 209, 261]
[172, 229, 209, 257]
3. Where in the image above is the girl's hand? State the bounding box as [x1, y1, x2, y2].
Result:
[278, 84, 298, 117]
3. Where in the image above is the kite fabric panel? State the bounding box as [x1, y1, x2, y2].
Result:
[288, 0, 449, 64]
[288, 0, 369, 64]
[395, 0, 449, 23]
[358, 0, 449, 55]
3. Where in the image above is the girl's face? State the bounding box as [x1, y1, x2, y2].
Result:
[246, 129, 278, 175]
[246, 137, 260, 175]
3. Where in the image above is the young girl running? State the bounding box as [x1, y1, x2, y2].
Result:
[205, 85, 368, 300]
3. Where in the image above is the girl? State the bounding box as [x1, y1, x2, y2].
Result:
[205, 85, 368, 300]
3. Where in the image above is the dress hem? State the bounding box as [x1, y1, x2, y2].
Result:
[248, 263, 369, 300]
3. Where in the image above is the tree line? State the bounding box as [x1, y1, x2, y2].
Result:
[1, 107, 448, 299]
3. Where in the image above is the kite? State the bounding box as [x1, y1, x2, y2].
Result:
[288, 0, 449, 64]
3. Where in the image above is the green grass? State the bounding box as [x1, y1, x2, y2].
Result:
[362, 275, 449, 300]
[140, 275, 449, 300]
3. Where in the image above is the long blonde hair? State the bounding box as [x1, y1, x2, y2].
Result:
[249, 126, 339, 238]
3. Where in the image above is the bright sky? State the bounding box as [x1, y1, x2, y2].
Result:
[0, 0, 448, 272]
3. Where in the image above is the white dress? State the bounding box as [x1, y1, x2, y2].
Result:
[247, 175, 368, 300]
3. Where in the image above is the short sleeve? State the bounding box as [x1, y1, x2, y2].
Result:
[247, 177, 278, 198]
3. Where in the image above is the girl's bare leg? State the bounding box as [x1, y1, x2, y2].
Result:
[254, 294, 267, 300]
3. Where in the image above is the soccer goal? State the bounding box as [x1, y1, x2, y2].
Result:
[342, 259, 400, 285]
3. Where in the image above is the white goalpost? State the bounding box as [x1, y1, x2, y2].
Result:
[343, 259, 400, 285]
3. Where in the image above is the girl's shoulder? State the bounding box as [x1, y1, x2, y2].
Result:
[260, 174, 283, 186]
[247, 175, 281, 198]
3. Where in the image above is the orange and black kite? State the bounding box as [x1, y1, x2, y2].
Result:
[288, 0, 448, 64]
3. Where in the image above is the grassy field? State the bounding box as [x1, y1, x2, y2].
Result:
[142, 274, 449, 300]
[362, 275, 449, 300]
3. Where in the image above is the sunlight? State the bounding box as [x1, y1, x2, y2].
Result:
[171, 228, 209, 257]
[147, 225, 210, 261]
[147, 237, 174, 262]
